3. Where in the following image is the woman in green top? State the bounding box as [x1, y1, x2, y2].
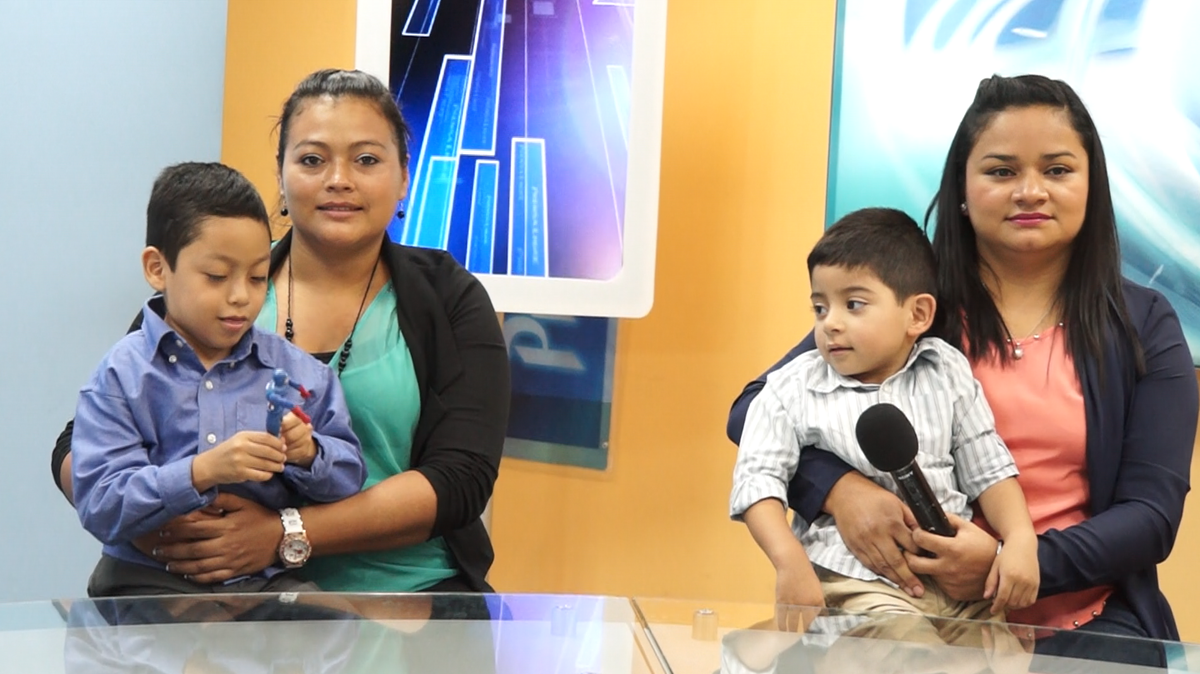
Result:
[53, 69, 510, 596]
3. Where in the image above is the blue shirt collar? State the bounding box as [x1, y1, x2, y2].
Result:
[140, 295, 277, 369]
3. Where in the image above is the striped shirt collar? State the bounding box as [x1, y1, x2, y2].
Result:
[807, 336, 943, 394]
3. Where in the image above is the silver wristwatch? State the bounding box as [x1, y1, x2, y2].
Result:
[278, 507, 312, 568]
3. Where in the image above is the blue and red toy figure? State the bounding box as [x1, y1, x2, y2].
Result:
[265, 368, 313, 436]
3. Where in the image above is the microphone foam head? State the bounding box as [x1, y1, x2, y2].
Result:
[855, 403, 919, 472]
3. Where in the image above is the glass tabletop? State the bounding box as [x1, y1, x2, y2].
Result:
[631, 597, 1200, 674]
[0, 593, 664, 674]
[3, 593, 1199, 673]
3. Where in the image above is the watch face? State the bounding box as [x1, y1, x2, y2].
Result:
[280, 536, 311, 565]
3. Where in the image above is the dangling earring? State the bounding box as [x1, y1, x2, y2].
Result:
[396, 209, 406, 220]
[959, 202, 968, 215]
[281, 206, 289, 217]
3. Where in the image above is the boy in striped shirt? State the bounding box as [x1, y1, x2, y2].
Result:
[730, 208, 1038, 640]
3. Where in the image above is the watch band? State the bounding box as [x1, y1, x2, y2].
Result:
[280, 507, 305, 535]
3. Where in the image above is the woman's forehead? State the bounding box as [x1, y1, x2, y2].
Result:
[970, 106, 1085, 157]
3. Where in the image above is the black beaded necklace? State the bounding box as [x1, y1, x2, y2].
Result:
[285, 255, 380, 376]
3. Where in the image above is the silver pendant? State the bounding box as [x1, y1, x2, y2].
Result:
[1013, 345, 1024, 359]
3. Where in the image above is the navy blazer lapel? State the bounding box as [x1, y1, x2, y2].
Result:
[1081, 305, 1143, 517]
[1081, 339, 1120, 515]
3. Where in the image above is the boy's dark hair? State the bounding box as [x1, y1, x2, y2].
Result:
[807, 207, 937, 301]
[146, 162, 270, 269]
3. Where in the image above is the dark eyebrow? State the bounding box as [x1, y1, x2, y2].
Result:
[981, 151, 1078, 162]
[292, 139, 389, 151]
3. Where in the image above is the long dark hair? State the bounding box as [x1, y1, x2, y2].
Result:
[926, 74, 1144, 378]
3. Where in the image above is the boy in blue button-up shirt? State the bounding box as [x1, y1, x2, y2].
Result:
[71, 162, 366, 596]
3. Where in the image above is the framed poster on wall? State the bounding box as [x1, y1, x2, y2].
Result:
[356, 0, 668, 318]
[827, 0, 1200, 364]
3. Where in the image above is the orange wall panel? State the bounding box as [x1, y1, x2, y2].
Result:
[487, 0, 838, 602]
[221, 0, 358, 216]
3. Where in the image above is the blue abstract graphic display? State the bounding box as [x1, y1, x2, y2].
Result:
[389, 0, 633, 281]
[828, 0, 1200, 365]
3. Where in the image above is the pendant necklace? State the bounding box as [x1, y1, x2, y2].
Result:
[285, 256, 380, 376]
[1003, 305, 1059, 360]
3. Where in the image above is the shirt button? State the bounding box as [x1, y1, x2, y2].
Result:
[206, 433, 217, 444]
[1073, 620, 1080, 627]
[228, 362, 236, 369]
[176, 340, 184, 348]
[204, 380, 214, 390]
[168, 355, 177, 364]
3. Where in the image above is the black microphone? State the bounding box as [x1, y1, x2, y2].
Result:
[855, 403, 956, 541]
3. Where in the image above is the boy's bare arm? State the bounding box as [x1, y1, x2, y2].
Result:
[976, 477, 1039, 611]
[975, 478, 1035, 543]
[744, 499, 809, 570]
[744, 499, 826, 614]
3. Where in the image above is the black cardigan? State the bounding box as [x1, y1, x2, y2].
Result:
[53, 231, 511, 592]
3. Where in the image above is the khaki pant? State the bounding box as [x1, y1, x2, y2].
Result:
[815, 569, 1034, 674]
[818, 568, 1007, 649]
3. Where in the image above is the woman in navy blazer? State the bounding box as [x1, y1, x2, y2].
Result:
[728, 75, 1197, 659]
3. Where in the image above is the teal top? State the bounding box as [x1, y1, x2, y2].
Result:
[259, 281, 456, 591]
